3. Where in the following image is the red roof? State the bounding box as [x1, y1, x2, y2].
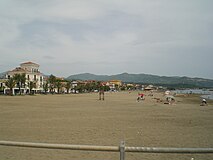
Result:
[21, 61, 39, 66]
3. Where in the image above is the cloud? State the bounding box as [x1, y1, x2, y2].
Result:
[42, 1, 105, 21]
[0, 0, 213, 78]
[43, 56, 55, 60]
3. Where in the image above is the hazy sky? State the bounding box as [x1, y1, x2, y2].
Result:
[0, 0, 213, 79]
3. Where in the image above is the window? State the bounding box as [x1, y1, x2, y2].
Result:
[34, 75, 36, 81]
[27, 75, 30, 80]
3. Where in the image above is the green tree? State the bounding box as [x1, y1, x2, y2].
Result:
[20, 73, 26, 88]
[43, 82, 49, 94]
[0, 86, 5, 92]
[29, 81, 36, 94]
[13, 73, 26, 95]
[103, 85, 110, 91]
[48, 75, 56, 94]
[84, 82, 101, 92]
[5, 78, 16, 96]
[13, 74, 21, 94]
[65, 81, 71, 94]
[84, 83, 91, 92]
[55, 80, 62, 94]
[75, 84, 84, 93]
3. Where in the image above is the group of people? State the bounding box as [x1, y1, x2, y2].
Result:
[136, 91, 209, 106]
[137, 92, 176, 104]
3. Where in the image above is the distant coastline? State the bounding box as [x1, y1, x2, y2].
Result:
[175, 89, 213, 100]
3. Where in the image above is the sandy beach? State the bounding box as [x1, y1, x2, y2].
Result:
[0, 91, 213, 160]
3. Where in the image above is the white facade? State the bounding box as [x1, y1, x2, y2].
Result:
[5, 62, 44, 94]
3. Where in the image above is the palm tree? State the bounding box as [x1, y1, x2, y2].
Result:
[29, 81, 36, 95]
[43, 82, 49, 94]
[13, 73, 26, 95]
[5, 78, 16, 96]
[48, 74, 56, 94]
[20, 73, 26, 88]
[13, 74, 21, 94]
[65, 81, 71, 94]
[55, 80, 62, 94]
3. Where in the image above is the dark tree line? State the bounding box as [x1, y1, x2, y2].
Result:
[4, 73, 111, 96]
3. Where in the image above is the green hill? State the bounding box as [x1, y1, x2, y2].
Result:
[67, 73, 213, 88]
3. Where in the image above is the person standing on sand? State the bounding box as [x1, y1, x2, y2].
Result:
[99, 90, 104, 100]
[201, 98, 207, 106]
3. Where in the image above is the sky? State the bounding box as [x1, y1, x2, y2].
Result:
[0, 0, 213, 79]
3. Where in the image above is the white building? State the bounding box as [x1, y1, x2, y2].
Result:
[5, 62, 44, 94]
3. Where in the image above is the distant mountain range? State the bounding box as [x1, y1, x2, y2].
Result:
[67, 73, 213, 88]
[1, 71, 213, 88]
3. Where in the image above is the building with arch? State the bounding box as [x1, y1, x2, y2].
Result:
[5, 62, 44, 94]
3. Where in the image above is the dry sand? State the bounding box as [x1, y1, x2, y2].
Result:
[0, 91, 213, 160]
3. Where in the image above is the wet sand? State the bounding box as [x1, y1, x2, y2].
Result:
[0, 91, 213, 160]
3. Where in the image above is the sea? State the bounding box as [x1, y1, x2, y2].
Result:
[174, 89, 213, 100]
